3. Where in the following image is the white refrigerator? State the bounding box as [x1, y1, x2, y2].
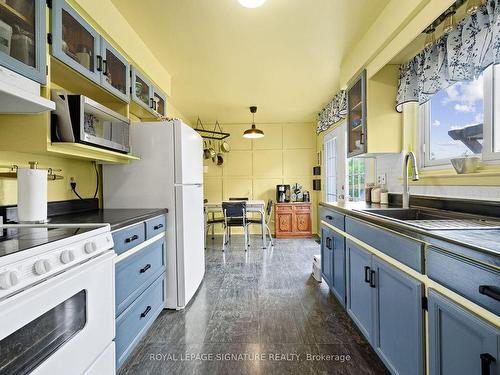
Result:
[103, 120, 205, 309]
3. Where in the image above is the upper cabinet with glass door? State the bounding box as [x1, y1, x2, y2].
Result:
[130, 66, 167, 118]
[100, 39, 129, 102]
[51, 0, 130, 102]
[0, 0, 46, 84]
[346, 66, 402, 157]
[347, 70, 367, 157]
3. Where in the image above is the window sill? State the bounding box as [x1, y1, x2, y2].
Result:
[403, 165, 500, 186]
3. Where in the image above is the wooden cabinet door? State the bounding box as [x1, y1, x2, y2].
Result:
[293, 212, 311, 233]
[428, 289, 499, 375]
[275, 211, 293, 236]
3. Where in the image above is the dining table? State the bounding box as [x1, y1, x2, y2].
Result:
[204, 200, 267, 248]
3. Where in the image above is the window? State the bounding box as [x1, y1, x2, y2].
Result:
[420, 65, 500, 166]
[324, 137, 337, 201]
[347, 158, 365, 201]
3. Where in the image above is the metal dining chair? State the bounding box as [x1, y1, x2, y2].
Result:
[247, 199, 274, 247]
[222, 201, 249, 251]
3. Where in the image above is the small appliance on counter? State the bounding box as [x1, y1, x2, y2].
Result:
[276, 184, 290, 203]
[51, 92, 130, 153]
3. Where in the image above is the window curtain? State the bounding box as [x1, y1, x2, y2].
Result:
[317, 90, 347, 133]
[396, 0, 500, 112]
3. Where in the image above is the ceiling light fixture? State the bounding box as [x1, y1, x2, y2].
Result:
[238, 0, 267, 8]
[243, 106, 264, 139]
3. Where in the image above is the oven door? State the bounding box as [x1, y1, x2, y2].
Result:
[0, 252, 115, 375]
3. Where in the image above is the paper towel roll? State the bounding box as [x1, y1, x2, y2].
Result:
[17, 168, 48, 223]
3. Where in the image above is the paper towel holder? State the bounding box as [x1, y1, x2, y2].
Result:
[0, 162, 64, 180]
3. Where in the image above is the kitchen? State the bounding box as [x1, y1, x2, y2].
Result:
[0, 0, 499, 374]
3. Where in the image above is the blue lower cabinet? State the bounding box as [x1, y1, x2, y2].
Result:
[321, 226, 333, 287]
[112, 223, 146, 255]
[115, 239, 166, 315]
[371, 257, 424, 375]
[346, 240, 374, 343]
[331, 231, 346, 306]
[145, 215, 166, 240]
[428, 289, 499, 375]
[116, 273, 166, 369]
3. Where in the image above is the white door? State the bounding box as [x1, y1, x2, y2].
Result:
[174, 121, 203, 185]
[323, 122, 347, 202]
[174, 184, 205, 308]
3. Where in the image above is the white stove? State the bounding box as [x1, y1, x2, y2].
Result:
[0, 224, 116, 375]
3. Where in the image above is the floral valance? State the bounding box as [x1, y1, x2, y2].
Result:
[317, 90, 347, 133]
[396, 0, 500, 112]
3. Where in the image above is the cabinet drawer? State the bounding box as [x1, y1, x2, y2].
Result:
[116, 273, 165, 369]
[145, 215, 166, 239]
[293, 205, 311, 212]
[427, 247, 500, 315]
[345, 217, 423, 272]
[115, 238, 166, 315]
[112, 223, 145, 255]
[320, 207, 345, 230]
[276, 204, 293, 212]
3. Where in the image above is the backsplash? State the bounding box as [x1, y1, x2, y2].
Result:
[375, 154, 500, 201]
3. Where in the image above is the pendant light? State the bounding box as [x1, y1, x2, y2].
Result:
[243, 106, 264, 139]
[466, 0, 484, 15]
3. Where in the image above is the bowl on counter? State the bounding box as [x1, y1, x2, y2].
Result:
[450, 156, 480, 174]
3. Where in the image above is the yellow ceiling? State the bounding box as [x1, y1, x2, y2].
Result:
[112, 0, 390, 124]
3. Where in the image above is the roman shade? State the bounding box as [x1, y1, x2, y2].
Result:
[396, 0, 500, 112]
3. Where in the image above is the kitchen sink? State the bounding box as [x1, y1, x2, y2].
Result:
[354, 207, 500, 230]
[355, 207, 459, 220]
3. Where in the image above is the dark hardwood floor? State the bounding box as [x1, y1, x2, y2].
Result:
[118, 235, 388, 375]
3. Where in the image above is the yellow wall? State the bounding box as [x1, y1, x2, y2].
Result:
[204, 122, 318, 234]
[0, 152, 98, 205]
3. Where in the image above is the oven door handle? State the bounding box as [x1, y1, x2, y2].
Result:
[140, 305, 152, 319]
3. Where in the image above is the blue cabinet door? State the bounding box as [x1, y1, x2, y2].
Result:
[100, 38, 130, 102]
[321, 226, 333, 287]
[0, 0, 46, 84]
[331, 231, 346, 306]
[346, 240, 374, 343]
[130, 65, 154, 113]
[428, 289, 499, 375]
[51, 0, 101, 84]
[372, 257, 424, 375]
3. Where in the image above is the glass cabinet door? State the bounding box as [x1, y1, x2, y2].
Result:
[347, 70, 367, 157]
[153, 89, 166, 116]
[0, 0, 46, 83]
[52, 0, 100, 84]
[101, 39, 130, 102]
[131, 66, 153, 111]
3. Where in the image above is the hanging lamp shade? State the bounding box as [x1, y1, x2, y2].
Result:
[243, 106, 264, 139]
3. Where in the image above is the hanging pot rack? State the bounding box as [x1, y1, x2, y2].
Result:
[195, 118, 230, 140]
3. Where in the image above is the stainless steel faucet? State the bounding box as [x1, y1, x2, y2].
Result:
[402, 152, 419, 208]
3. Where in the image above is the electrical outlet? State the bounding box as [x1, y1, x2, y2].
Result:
[377, 174, 387, 185]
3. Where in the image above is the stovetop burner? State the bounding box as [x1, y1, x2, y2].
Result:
[0, 225, 106, 258]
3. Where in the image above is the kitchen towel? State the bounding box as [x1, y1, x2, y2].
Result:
[17, 167, 47, 223]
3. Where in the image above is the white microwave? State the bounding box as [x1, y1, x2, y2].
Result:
[52, 93, 130, 153]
